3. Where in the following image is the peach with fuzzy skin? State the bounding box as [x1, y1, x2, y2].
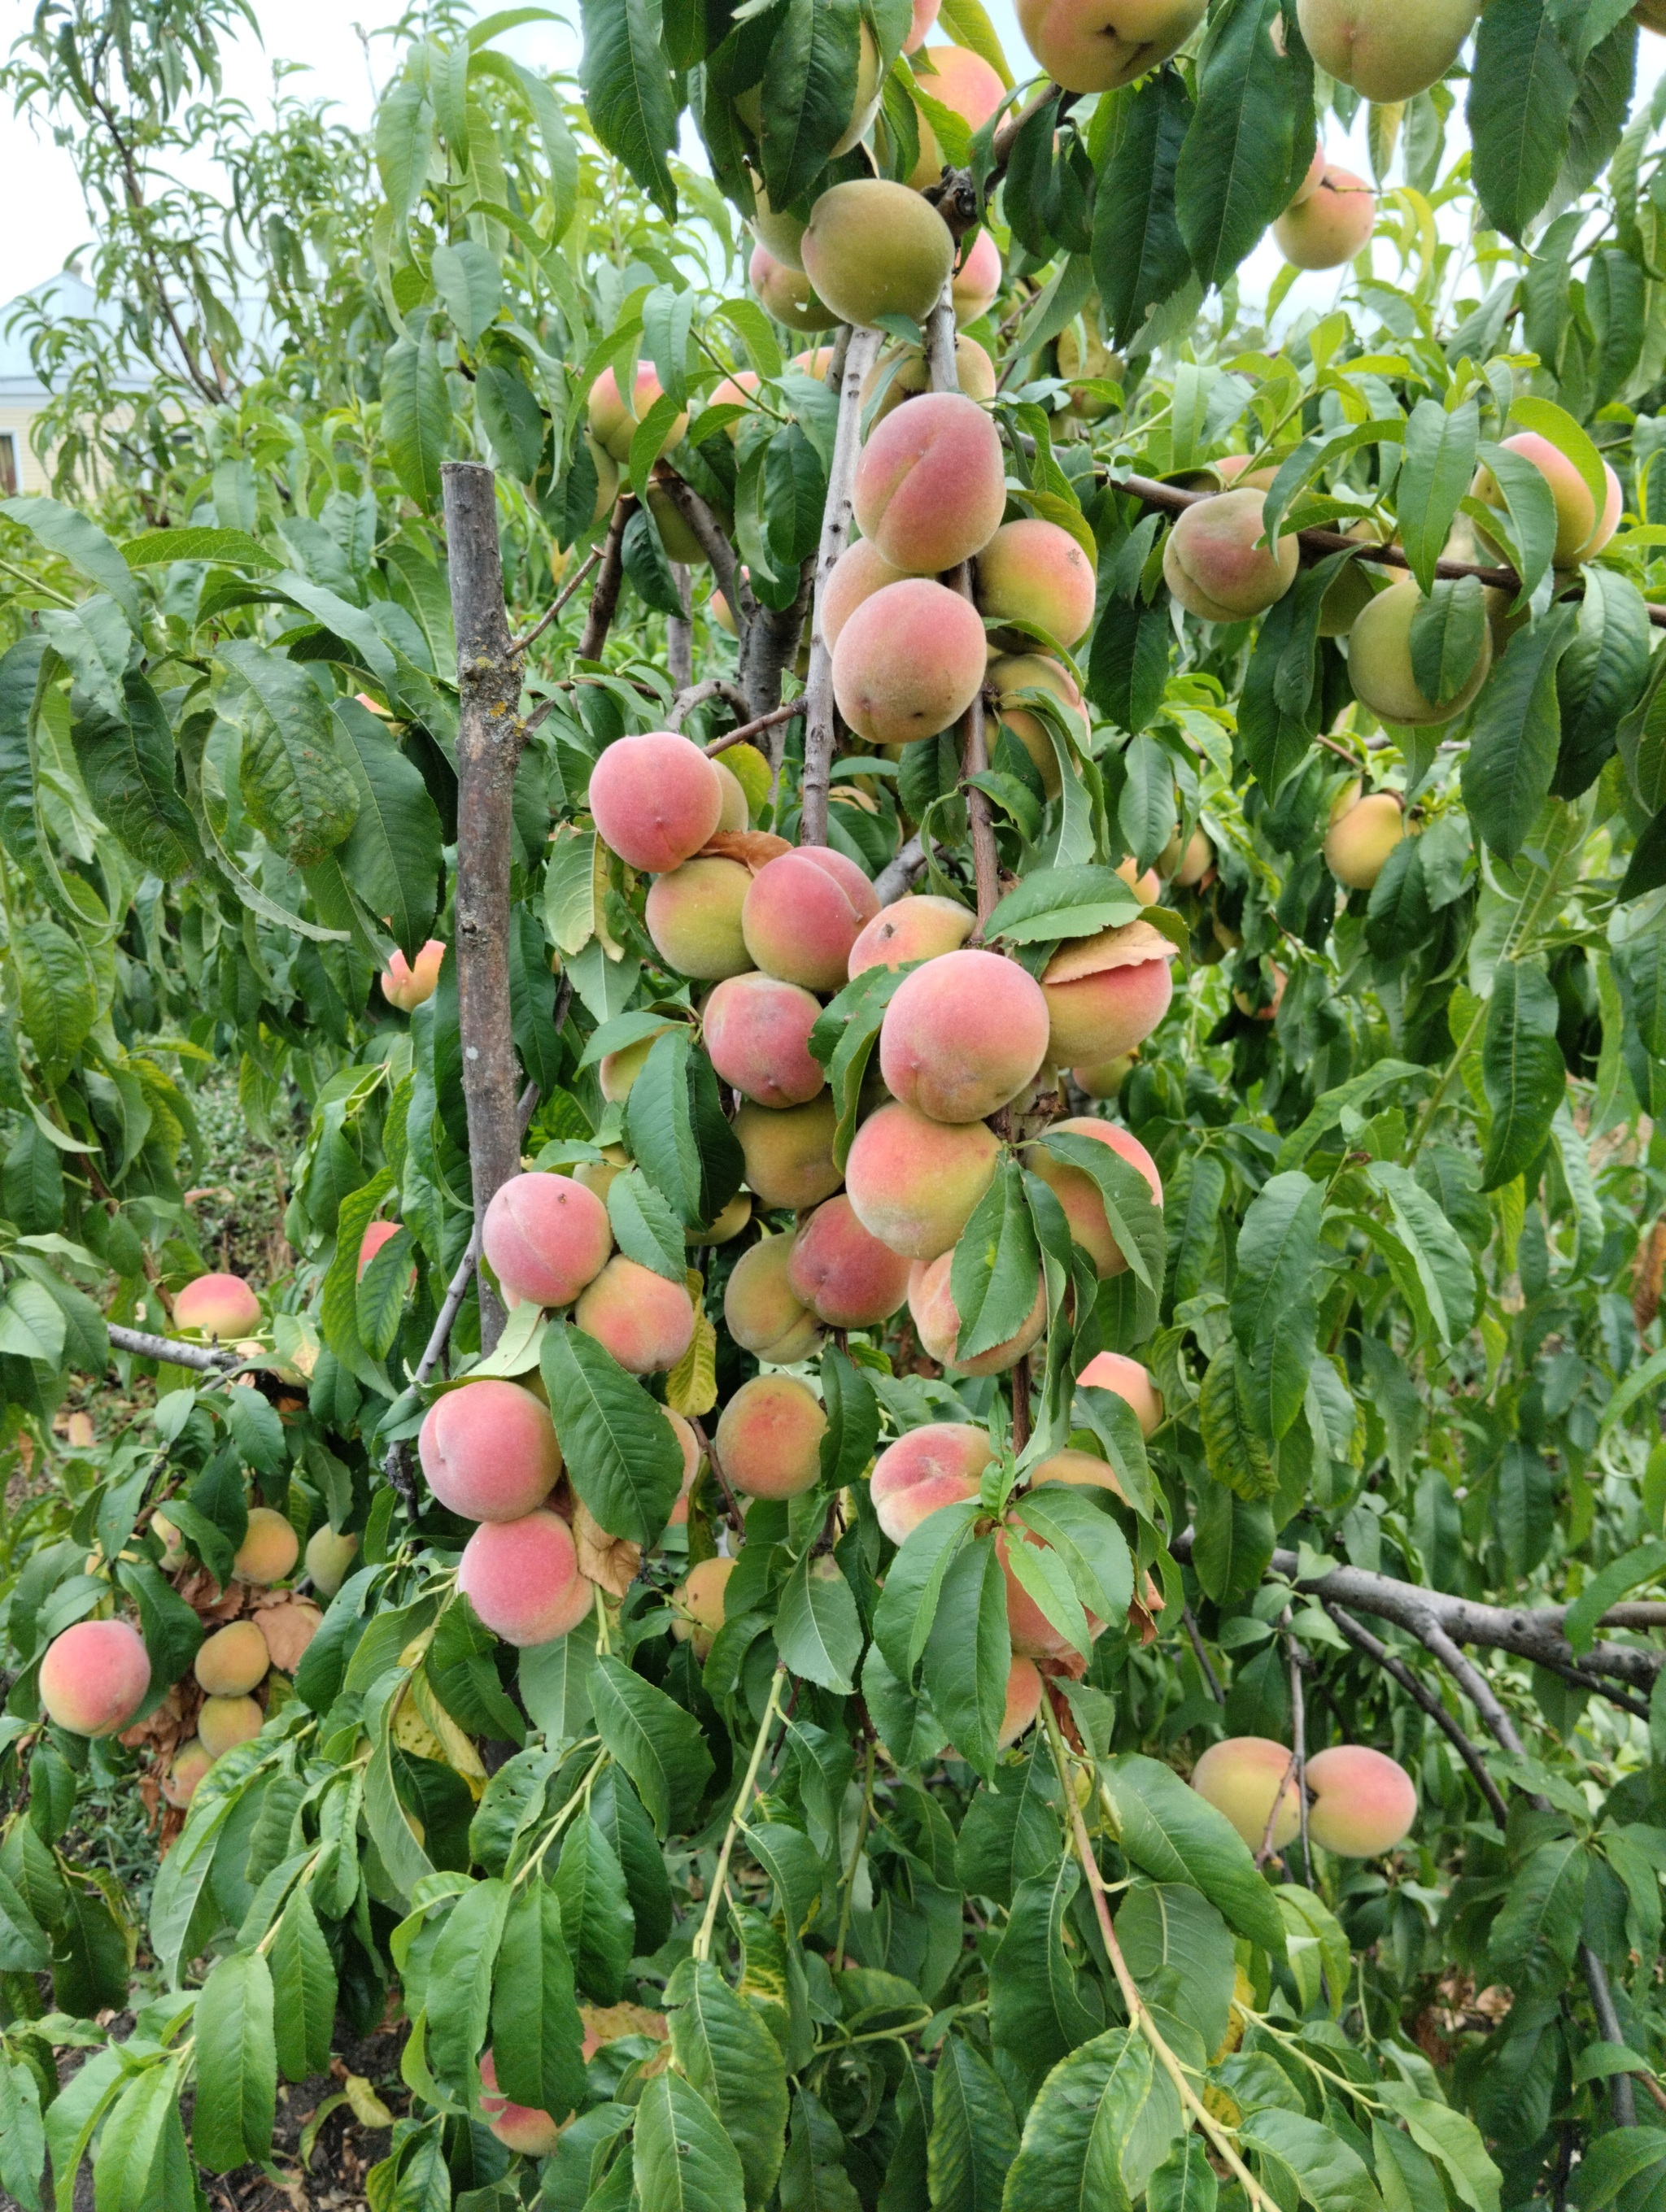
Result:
[1346, 578, 1491, 728]
[1024, 1117, 1163, 1278]
[1474, 431, 1623, 568]
[1029, 1446, 1127, 1500]
[480, 2052, 565, 2158]
[976, 519, 1097, 650]
[870, 1422, 992, 1544]
[671, 1557, 735, 1660]
[175, 1272, 262, 1338]
[195, 1619, 270, 1696]
[833, 578, 989, 748]
[1017, 0, 1206, 88]
[589, 365, 687, 464]
[39, 1618, 150, 1737]
[665, 1409, 703, 1526]
[1076, 1350, 1164, 1437]
[749, 244, 837, 333]
[306, 1525, 359, 1597]
[846, 1101, 1000, 1261]
[743, 847, 879, 993]
[787, 1196, 913, 1328]
[589, 731, 725, 874]
[693, 1191, 754, 1246]
[1073, 1053, 1136, 1099]
[646, 857, 756, 982]
[483, 1171, 613, 1309]
[234, 1508, 299, 1586]
[199, 1693, 264, 1759]
[1296, 0, 1478, 104]
[989, 653, 1084, 799]
[715, 1375, 827, 1499]
[382, 938, 445, 1012]
[419, 1380, 564, 1522]
[735, 1095, 843, 1212]
[1272, 164, 1376, 270]
[1164, 488, 1300, 623]
[880, 949, 1050, 1124]
[906, 0, 942, 45]
[1000, 1656, 1044, 1747]
[1041, 921, 1176, 1067]
[1191, 1737, 1301, 1851]
[724, 1232, 825, 1363]
[908, 1253, 1046, 1375]
[1306, 1744, 1418, 1855]
[822, 541, 911, 651]
[459, 1509, 595, 1647]
[1161, 826, 1214, 886]
[953, 227, 1002, 326]
[1116, 856, 1160, 905]
[800, 180, 957, 331]
[258, 1598, 322, 1673]
[848, 895, 975, 978]
[704, 973, 826, 1108]
[575, 1258, 695, 1375]
[1324, 782, 1406, 889]
[358, 1221, 402, 1279]
[708, 371, 761, 438]
[600, 1023, 677, 1105]
[163, 1737, 214, 1808]
[853, 392, 1006, 576]
[908, 46, 1005, 189]
[861, 336, 997, 426]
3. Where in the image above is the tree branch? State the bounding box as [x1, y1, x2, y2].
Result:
[705, 701, 805, 756]
[511, 543, 602, 655]
[668, 561, 693, 689]
[739, 559, 814, 722]
[873, 830, 932, 905]
[800, 324, 881, 847]
[650, 472, 746, 629]
[107, 1324, 244, 1372]
[667, 677, 752, 731]
[578, 494, 635, 661]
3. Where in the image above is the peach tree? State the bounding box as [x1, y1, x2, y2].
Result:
[1, 2, 1665, 2210]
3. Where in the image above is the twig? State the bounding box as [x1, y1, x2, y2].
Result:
[669, 562, 693, 689]
[577, 496, 635, 661]
[705, 701, 805, 756]
[511, 544, 602, 655]
[800, 324, 879, 846]
[667, 677, 752, 731]
[1583, 1944, 1640, 2128]
[1182, 1605, 1227, 1706]
[694, 1664, 787, 1962]
[832, 1739, 877, 1968]
[1323, 1603, 1508, 1826]
[107, 1324, 243, 1372]
[691, 1417, 746, 1532]
[874, 830, 932, 905]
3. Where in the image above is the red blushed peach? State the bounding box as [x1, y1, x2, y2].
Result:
[589, 732, 725, 874]
[988, 652, 1083, 799]
[832, 578, 989, 748]
[588, 365, 687, 464]
[975, 519, 1097, 649]
[1306, 1744, 1417, 1855]
[480, 2051, 566, 2157]
[735, 1095, 843, 1211]
[707, 370, 761, 438]
[1001, 1656, 1043, 1745]
[742, 847, 879, 994]
[907, 1253, 1045, 1376]
[163, 1737, 214, 1807]
[792, 346, 835, 378]
[1076, 1351, 1164, 1436]
[786, 1195, 913, 1328]
[845, 1101, 1000, 1261]
[459, 1509, 596, 1647]
[665, 1409, 703, 1526]
[483, 1171, 613, 1310]
[704, 973, 826, 1108]
[1000, 1528, 1085, 1661]
[853, 392, 1006, 575]
[1023, 1117, 1162, 1278]
[358, 1221, 402, 1278]
[419, 1380, 564, 1522]
[382, 938, 445, 1012]
[1163, 487, 1300, 623]
[1040, 920, 1177, 1066]
[908, 46, 1005, 188]
[905, 0, 940, 46]
[646, 857, 757, 982]
[848, 894, 975, 978]
[199, 1693, 264, 1758]
[723, 1232, 825, 1363]
[1271, 164, 1376, 271]
[195, 1619, 270, 1696]
[1017, 0, 1207, 89]
[714, 1375, 827, 1499]
[671, 1556, 735, 1658]
[574, 1258, 696, 1375]
[175, 1272, 262, 1338]
[879, 948, 1050, 1124]
[1192, 1737, 1300, 1851]
[870, 1422, 992, 1544]
[953, 226, 1001, 326]
[234, 1508, 300, 1585]
[822, 539, 910, 651]
[1474, 430, 1623, 568]
[39, 1618, 150, 1737]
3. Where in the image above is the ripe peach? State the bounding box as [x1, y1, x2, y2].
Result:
[574, 1146, 630, 1208]
[1324, 782, 1405, 889]
[861, 336, 997, 425]
[1160, 826, 1214, 886]
[163, 1737, 214, 1808]
[694, 1189, 754, 1245]
[458, 1509, 596, 1646]
[1028, 1446, 1126, 1500]
[1287, 143, 1326, 207]
[599, 1022, 677, 1105]
[1473, 431, 1623, 568]
[704, 973, 826, 1108]
[483, 1171, 613, 1310]
[1191, 1737, 1300, 1851]
[234, 1507, 300, 1586]
[1346, 577, 1491, 727]
[195, 1619, 270, 1696]
[1272, 165, 1376, 271]
[574, 1258, 696, 1375]
[988, 653, 1084, 799]
[707, 370, 761, 435]
[800, 180, 957, 331]
[792, 345, 835, 378]
[357, 1221, 401, 1279]
[1024, 1117, 1163, 1278]
[304, 1525, 359, 1598]
[1211, 455, 1279, 491]
[832, 578, 988, 747]
[1296, 0, 1479, 103]
[1116, 856, 1160, 905]
[786, 1195, 913, 1327]
[1040, 921, 1176, 1066]
[480, 2051, 565, 2157]
[1163, 489, 1299, 624]
[735, 1095, 843, 1211]
[1305, 1744, 1417, 1855]
[39, 1618, 150, 1737]
[723, 1232, 825, 1362]
[175, 1272, 262, 1338]
[1073, 1053, 1136, 1099]
[870, 1422, 992, 1543]
[646, 857, 757, 982]
[671, 1556, 735, 1660]
[1076, 1350, 1164, 1436]
[908, 46, 1005, 189]
[1000, 1655, 1043, 1746]
[714, 1375, 827, 1499]
[879, 948, 1050, 1123]
[853, 392, 1006, 575]
[823, 542, 911, 655]
[976, 519, 1097, 650]
[1016, 0, 1207, 89]
[848, 894, 975, 978]
[588, 365, 687, 464]
[665, 1409, 703, 1526]
[151, 1511, 184, 1566]
[743, 847, 879, 993]
[953, 227, 1001, 326]
[418, 1380, 563, 1522]
[382, 938, 445, 1012]
[906, 0, 941, 46]
[907, 1252, 1046, 1375]
[199, 1693, 264, 1759]
[257, 1598, 322, 1673]
[749, 243, 837, 333]
[589, 731, 725, 873]
[846, 1101, 1000, 1260]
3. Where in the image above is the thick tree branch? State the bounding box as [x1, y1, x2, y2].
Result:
[668, 561, 693, 688]
[578, 494, 635, 661]
[107, 1323, 243, 1371]
[800, 324, 881, 846]
[874, 830, 932, 905]
[739, 559, 814, 722]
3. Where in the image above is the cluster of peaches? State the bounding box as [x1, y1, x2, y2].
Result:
[1193, 1732, 1420, 1859]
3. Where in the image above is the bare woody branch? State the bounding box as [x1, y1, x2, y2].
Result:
[800, 324, 881, 845]
[577, 493, 635, 661]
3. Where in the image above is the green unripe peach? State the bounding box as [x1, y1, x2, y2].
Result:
[800, 181, 957, 330]
[194, 1620, 271, 1696]
[1057, 318, 1124, 419]
[671, 1557, 736, 1661]
[723, 1231, 825, 1363]
[1346, 577, 1491, 728]
[735, 1095, 844, 1212]
[645, 857, 756, 981]
[1324, 782, 1406, 890]
[305, 1525, 359, 1600]
[749, 244, 837, 333]
[199, 1692, 264, 1758]
[163, 1737, 214, 1808]
[1160, 825, 1214, 886]
[234, 1507, 299, 1586]
[1295, 0, 1477, 102]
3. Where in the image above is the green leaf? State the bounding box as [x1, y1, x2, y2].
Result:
[220, 642, 360, 866]
[542, 1322, 687, 1545]
[1229, 1170, 1322, 1442]
[1466, 442, 1559, 610]
[608, 1167, 687, 1282]
[1468, 0, 1577, 237]
[192, 1950, 277, 2171]
[1409, 577, 1488, 708]
[1565, 2128, 1666, 2210]
[1486, 1834, 1587, 1993]
[1398, 400, 1480, 596]
[986, 865, 1141, 946]
[271, 1890, 338, 2084]
[13, 921, 96, 1076]
[1003, 2027, 1168, 2212]
[634, 2069, 746, 2212]
[1175, 0, 1306, 289]
[491, 1879, 587, 2123]
[1461, 607, 1579, 860]
[665, 1958, 788, 2210]
[1365, 1165, 1476, 1345]
[629, 1028, 745, 1230]
[433, 237, 503, 344]
[334, 699, 443, 960]
[1149, 2136, 1219, 2212]
[1373, 2090, 1500, 2212]
[1092, 70, 1193, 351]
[872, 1497, 981, 1685]
[1119, 1880, 1236, 2056]
[1012, 1483, 1133, 1626]
[591, 1652, 715, 1835]
[780, 2088, 861, 2212]
[1099, 1753, 1286, 1954]
[775, 1553, 863, 1694]
[0, 496, 142, 628]
[989, 1859, 1106, 2086]
[1481, 959, 1564, 1190]
[1033, 1130, 1167, 1294]
[555, 1815, 636, 2003]
[1240, 2113, 1384, 2212]
[1554, 568, 1652, 799]
[580, 0, 679, 217]
[425, 1876, 512, 2095]
[382, 328, 451, 512]
[93, 2061, 186, 2212]
[50, 1880, 129, 2017]
[927, 2032, 1018, 2212]
[921, 1536, 1010, 1780]
[754, 0, 864, 211]
[950, 1157, 1043, 1364]
[0, 2055, 45, 2212]
[68, 673, 203, 879]
[1198, 1343, 1276, 1501]
[122, 526, 279, 569]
